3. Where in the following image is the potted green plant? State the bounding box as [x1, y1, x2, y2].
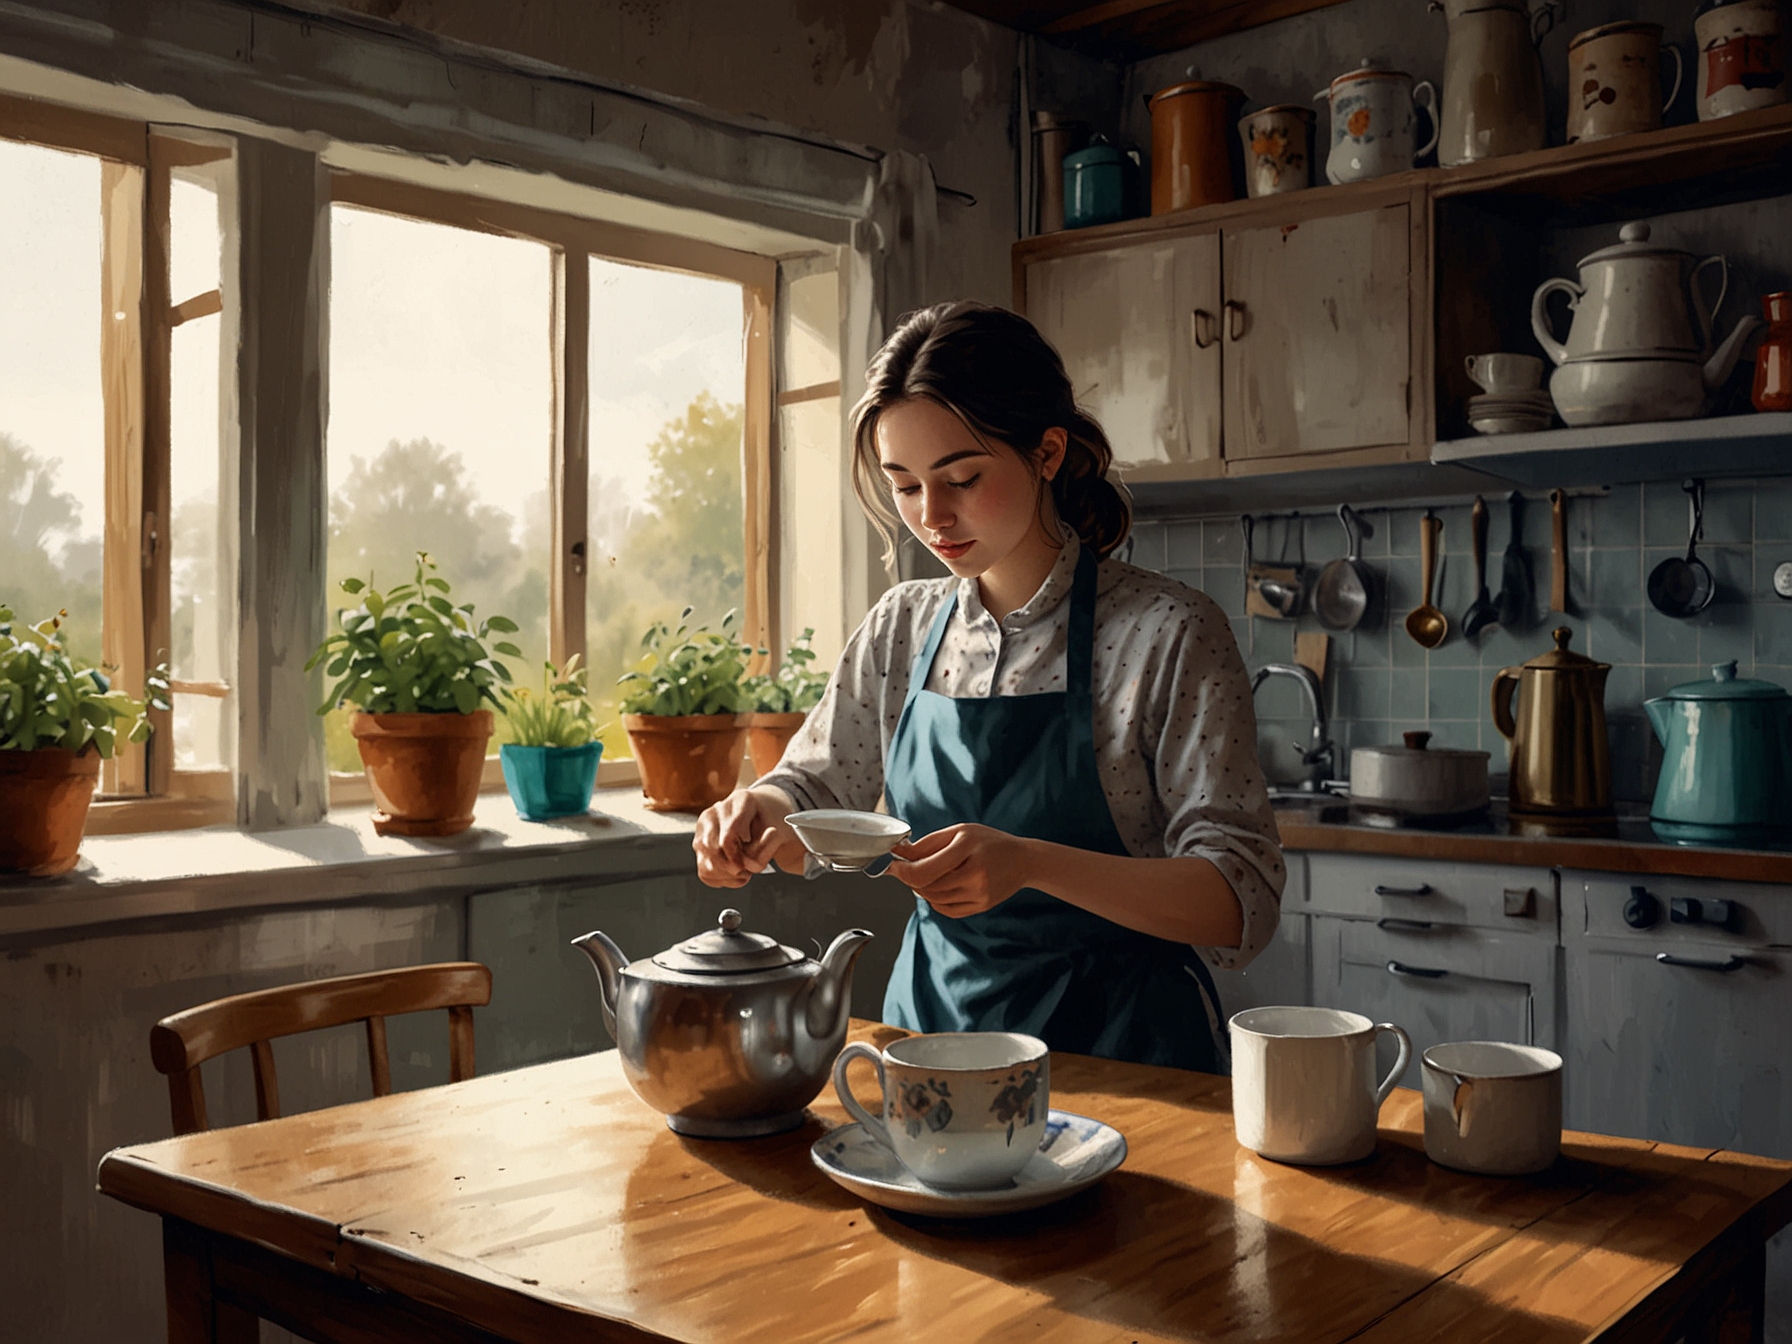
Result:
[618, 608, 752, 812]
[500, 656, 603, 821]
[0, 605, 169, 876]
[742, 627, 829, 779]
[307, 553, 520, 837]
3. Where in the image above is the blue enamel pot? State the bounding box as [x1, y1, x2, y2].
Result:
[500, 741, 604, 821]
[1645, 662, 1792, 846]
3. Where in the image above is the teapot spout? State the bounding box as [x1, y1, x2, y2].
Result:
[802, 927, 874, 1042]
[570, 931, 628, 1042]
[1704, 314, 1765, 392]
[1645, 696, 1673, 747]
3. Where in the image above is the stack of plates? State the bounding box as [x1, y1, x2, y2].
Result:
[1468, 390, 1553, 435]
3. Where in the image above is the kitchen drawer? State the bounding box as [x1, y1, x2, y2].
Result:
[1564, 869, 1792, 947]
[1305, 853, 1557, 934]
[1311, 915, 1562, 1090]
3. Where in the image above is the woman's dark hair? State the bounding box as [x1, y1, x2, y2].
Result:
[848, 301, 1131, 564]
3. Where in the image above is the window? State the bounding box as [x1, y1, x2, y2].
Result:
[1, 98, 234, 828]
[324, 176, 775, 797]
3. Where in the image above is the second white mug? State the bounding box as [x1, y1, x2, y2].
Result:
[1422, 1041, 1563, 1176]
[1230, 1006, 1411, 1165]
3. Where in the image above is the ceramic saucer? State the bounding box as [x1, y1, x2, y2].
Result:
[810, 1109, 1126, 1218]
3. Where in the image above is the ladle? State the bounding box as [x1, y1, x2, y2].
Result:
[1647, 479, 1715, 618]
[1405, 511, 1449, 649]
[1462, 496, 1497, 637]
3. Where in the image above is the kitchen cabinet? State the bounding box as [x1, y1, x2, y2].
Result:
[1023, 231, 1220, 473]
[1311, 916, 1561, 1090]
[1222, 205, 1413, 461]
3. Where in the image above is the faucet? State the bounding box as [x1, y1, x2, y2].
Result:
[1250, 663, 1336, 792]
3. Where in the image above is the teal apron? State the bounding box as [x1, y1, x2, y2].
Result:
[881, 547, 1225, 1073]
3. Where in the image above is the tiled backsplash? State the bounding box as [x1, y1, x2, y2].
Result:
[1129, 477, 1792, 802]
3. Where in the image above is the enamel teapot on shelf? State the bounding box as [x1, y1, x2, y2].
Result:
[1531, 222, 1764, 425]
[572, 909, 872, 1137]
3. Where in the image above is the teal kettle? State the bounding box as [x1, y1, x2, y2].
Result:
[1645, 661, 1792, 847]
[1062, 138, 1130, 229]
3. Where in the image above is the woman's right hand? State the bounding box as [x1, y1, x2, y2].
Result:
[693, 787, 802, 888]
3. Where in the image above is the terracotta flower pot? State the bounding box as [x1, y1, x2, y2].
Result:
[0, 747, 102, 876]
[746, 711, 808, 780]
[623, 713, 749, 812]
[351, 710, 493, 837]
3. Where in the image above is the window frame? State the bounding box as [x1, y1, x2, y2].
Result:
[1, 93, 236, 834]
[322, 172, 779, 803]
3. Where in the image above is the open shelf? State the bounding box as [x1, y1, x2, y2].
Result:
[1431, 412, 1792, 489]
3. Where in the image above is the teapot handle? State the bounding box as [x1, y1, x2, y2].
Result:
[1690, 254, 1728, 349]
[1531, 278, 1583, 366]
[1491, 666, 1523, 741]
[1411, 80, 1440, 162]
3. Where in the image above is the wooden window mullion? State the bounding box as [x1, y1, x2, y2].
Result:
[549, 247, 589, 672]
[142, 134, 176, 795]
[742, 279, 776, 669]
[99, 156, 147, 795]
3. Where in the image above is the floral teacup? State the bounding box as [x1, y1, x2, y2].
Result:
[832, 1032, 1050, 1190]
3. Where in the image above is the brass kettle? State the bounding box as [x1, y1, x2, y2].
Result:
[1491, 627, 1613, 817]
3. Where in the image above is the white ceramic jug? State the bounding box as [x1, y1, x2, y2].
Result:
[1433, 0, 1558, 165]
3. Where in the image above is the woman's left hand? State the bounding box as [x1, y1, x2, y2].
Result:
[886, 824, 1037, 917]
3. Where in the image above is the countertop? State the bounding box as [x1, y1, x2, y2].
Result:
[1273, 796, 1792, 884]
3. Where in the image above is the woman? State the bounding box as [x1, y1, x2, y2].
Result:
[692, 301, 1283, 1072]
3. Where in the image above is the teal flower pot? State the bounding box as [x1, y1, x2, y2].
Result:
[500, 742, 603, 821]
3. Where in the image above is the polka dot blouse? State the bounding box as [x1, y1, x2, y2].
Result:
[758, 535, 1286, 972]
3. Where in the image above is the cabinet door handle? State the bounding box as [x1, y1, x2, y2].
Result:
[1377, 917, 1436, 933]
[1656, 952, 1747, 973]
[1374, 883, 1434, 897]
[1192, 308, 1218, 349]
[1224, 299, 1247, 341]
[1387, 959, 1448, 979]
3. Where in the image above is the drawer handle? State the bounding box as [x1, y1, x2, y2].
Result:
[1387, 959, 1448, 979]
[1377, 917, 1436, 933]
[1656, 952, 1747, 973]
[1225, 299, 1248, 341]
[1374, 883, 1434, 897]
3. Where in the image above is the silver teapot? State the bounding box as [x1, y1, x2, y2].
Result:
[572, 909, 872, 1138]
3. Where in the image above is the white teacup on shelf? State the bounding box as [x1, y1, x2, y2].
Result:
[1466, 352, 1545, 395]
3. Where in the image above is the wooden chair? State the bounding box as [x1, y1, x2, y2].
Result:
[149, 962, 493, 1135]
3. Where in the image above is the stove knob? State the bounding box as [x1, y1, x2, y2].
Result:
[1623, 885, 1661, 929]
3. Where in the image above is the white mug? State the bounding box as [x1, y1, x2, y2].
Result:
[1422, 1041, 1563, 1176]
[1230, 1006, 1411, 1165]
[1318, 65, 1439, 184]
[833, 1032, 1049, 1190]
[1466, 352, 1546, 394]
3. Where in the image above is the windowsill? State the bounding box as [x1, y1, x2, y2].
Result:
[0, 787, 702, 941]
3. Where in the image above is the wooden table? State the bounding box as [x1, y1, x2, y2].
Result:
[99, 1020, 1792, 1344]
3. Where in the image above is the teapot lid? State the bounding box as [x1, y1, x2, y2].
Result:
[1149, 79, 1246, 104]
[1064, 136, 1126, 169]
[1663, 661, 1792, 701]
[1523, 626, 1610, 672]
[652, 909, 806, 974]
[1578, 222, 1690, 268]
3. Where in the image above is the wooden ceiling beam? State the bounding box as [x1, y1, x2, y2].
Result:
[943, 0, 1355, 58]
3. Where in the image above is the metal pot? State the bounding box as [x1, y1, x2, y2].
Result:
[1349, 730, 1491, 816]
[1645, 661, 1792, 846]
[571, 909, 873, 1137]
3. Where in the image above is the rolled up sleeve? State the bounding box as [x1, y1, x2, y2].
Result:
[1146, 595, 1286, 971]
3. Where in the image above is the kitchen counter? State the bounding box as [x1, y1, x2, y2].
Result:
[1273, 797, 1792, 884]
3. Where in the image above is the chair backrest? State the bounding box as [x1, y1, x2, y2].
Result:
[149, 962, 493, 1135]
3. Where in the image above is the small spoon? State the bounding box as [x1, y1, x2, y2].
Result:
[1405, 510, 1448, 649]
[1462, 496, 1497, 637]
